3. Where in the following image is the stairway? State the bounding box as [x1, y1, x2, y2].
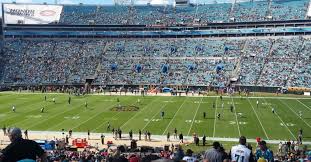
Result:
[93, 41, 112, 84]
[285, 37, 305, 87]
[256, 39, 274, 86]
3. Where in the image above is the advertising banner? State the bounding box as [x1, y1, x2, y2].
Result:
[3, 4, 63, 24]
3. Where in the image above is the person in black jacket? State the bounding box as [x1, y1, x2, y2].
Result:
[0, 128, 47, 162]
[138, 129, 141, 140]
[202, 134, 206, 146]
[179, 133, 184, 143]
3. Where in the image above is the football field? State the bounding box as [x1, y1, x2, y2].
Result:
[0, 92, 310, 141]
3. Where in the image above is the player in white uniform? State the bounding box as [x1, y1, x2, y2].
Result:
[137, 99, 140, 104]
[231, 136, 254, 162]
[12, 106, 16, 112]
[41, 107, 45, 113]
[272, 108, 275, 114]
[256, 100, 259, 108]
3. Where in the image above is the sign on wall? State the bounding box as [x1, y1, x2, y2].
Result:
[3, 4, 63, 24]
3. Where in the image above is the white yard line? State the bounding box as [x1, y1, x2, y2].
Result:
[23, 98, 101, 129]
[231, 97, 241, 137]
[261, 98, 296, 139]
[296, 99, 311, 111]
[279, 99, 311, 128]
[25, 105, 84, 129]
[48, 98, 126, 131]
[47, 106, 94, 131]
[120, 97, 161, 129]
[187, 97, 203, 136]
[213, 97, 218, 138]
[162, 98, 188, 135]
[4, 101, 54, 126]
[247, 98, 269, 140]
[91, 111, 122, 132]
[274, 112, 296, 139]
[0, 95, 49, 121]
[141, 97, 174, 131]
[71, 97, 133, 130]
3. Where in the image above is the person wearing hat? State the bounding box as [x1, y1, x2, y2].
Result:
[257, 157, 267, 162]
[182, 149, 197, 162]
[230, 136, 254, 162]
[255, 141, 273, 162]
[203, 141, 224, 162]
[0, 127, 47, 162]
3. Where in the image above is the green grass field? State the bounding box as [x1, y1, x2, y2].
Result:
[0, 92, 310, 141]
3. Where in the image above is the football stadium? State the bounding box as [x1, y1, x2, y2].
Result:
[0, 0, 310, 161]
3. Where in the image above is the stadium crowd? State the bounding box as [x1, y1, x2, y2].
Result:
[0, 128, 310, 162]
[58, 0, 309, 25]
[1, 36, 310, 88]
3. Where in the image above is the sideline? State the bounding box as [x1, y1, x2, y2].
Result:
[1, 130, 310, 145]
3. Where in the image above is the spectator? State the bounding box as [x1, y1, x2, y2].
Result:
[182, 149, 197, 162]
[0, 127, 47, 162]
[171, 145, 184, 162]
[278, 142, 282, 153]
[128, 154, 140, 162]
[230, 136, 254, 162]
[203, 141, 225, 162]
[255, 140, 274, 162]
